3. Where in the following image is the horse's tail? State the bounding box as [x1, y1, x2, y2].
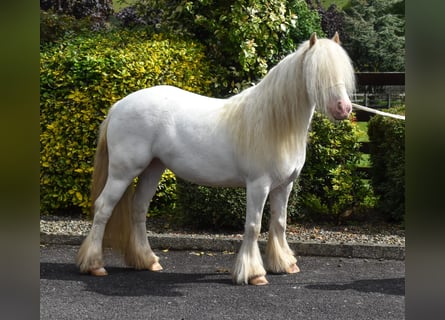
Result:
[90, 116, 134, 254]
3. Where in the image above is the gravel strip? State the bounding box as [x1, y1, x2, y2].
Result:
[40, 215, 405, 247]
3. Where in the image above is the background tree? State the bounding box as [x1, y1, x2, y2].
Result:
[40, 0, 114, 20]
[40, 0, 114, 44]
[342, 0, 405, 71]
[306, 0, 345, 38]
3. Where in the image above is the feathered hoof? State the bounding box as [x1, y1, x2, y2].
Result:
[149, 261, 163, 272]
[249, 275, 269, 286]
[287, 263, 300, 274]
[90, 267, 108, 276]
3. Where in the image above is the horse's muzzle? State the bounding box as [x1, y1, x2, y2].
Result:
[332, 99, 352, 120]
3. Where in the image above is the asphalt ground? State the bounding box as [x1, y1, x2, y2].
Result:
[40, 244, 405, 320]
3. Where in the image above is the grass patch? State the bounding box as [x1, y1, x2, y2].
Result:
[356, 121, 369, 142]
[113, 0, 136, 12]
[359, 153, 371, 167]
[318, 0, 351, 10]
[356, 121, 370, 167]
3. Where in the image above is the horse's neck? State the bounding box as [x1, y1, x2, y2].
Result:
[221, 51, 315, 172]
[251, 51, 314, 141]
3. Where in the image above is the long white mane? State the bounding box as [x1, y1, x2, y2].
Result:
[221, 35, 355, 173]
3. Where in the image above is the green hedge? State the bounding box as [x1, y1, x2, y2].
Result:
[40, 30, 213, 214]
[175, 180, 248, 231]
[368, 106, 405, 222]
[297, 112, 376, 222]
[175, 179, 300, 232]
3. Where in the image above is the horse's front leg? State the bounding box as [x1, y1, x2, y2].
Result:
[265, 182, 300, 274]
[232, 181, 269, 285]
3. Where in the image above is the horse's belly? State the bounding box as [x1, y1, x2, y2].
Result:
[172, 168, 244, 188]
[158, 150, 245, 187]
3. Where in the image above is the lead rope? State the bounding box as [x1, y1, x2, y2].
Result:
[352, 103, 405, 120]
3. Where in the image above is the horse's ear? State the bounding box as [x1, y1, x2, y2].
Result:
[332, 32, 340, 44]
[309, 32, 317, 48]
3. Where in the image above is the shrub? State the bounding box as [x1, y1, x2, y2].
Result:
[367, 106, 405, 222]
[116, 0, 324, 95]
[149, 169, 177, 216]
[175, 180, 247, 231]
[40, 30, 213, 215]
[296, 112, 376, 223]
[40, 9, 93, 45]
[175, 179, 300, 232]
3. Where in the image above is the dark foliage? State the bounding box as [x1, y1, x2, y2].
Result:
[368, 106, 405, 222]
[175, 179, 300, 232]
[306, 0, 345, 38]
[40, 0, 113, 18]
[40, 0, 113, 31]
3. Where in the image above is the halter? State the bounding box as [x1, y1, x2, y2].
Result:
[327, 82, 346, 89]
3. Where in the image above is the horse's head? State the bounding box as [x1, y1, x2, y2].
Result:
[303, 32, 355, 121]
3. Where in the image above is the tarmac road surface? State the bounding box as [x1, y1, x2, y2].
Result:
[40, 244, 405, 320]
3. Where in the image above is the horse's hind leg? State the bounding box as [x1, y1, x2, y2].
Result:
[265, 182, 299, 274]
[77, 177, 134, 276]
[124, 159, 165, 271]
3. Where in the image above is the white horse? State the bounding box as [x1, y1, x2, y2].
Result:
[77, 32, 355, 285]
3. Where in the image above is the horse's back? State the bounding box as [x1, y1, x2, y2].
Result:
[105, 85, 244, 186]
[108, 85, 220, 132]
[115, 85, 221, 113]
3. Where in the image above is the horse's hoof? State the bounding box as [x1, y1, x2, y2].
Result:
[249, 275, 269, 286]
[149, 262, 163, 272]
[90, 267, 108, 276]
[287, 263, 300, 274]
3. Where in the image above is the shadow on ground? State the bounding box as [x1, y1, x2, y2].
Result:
[40, 262, 232, 298]
[305, 277, 405, 296]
